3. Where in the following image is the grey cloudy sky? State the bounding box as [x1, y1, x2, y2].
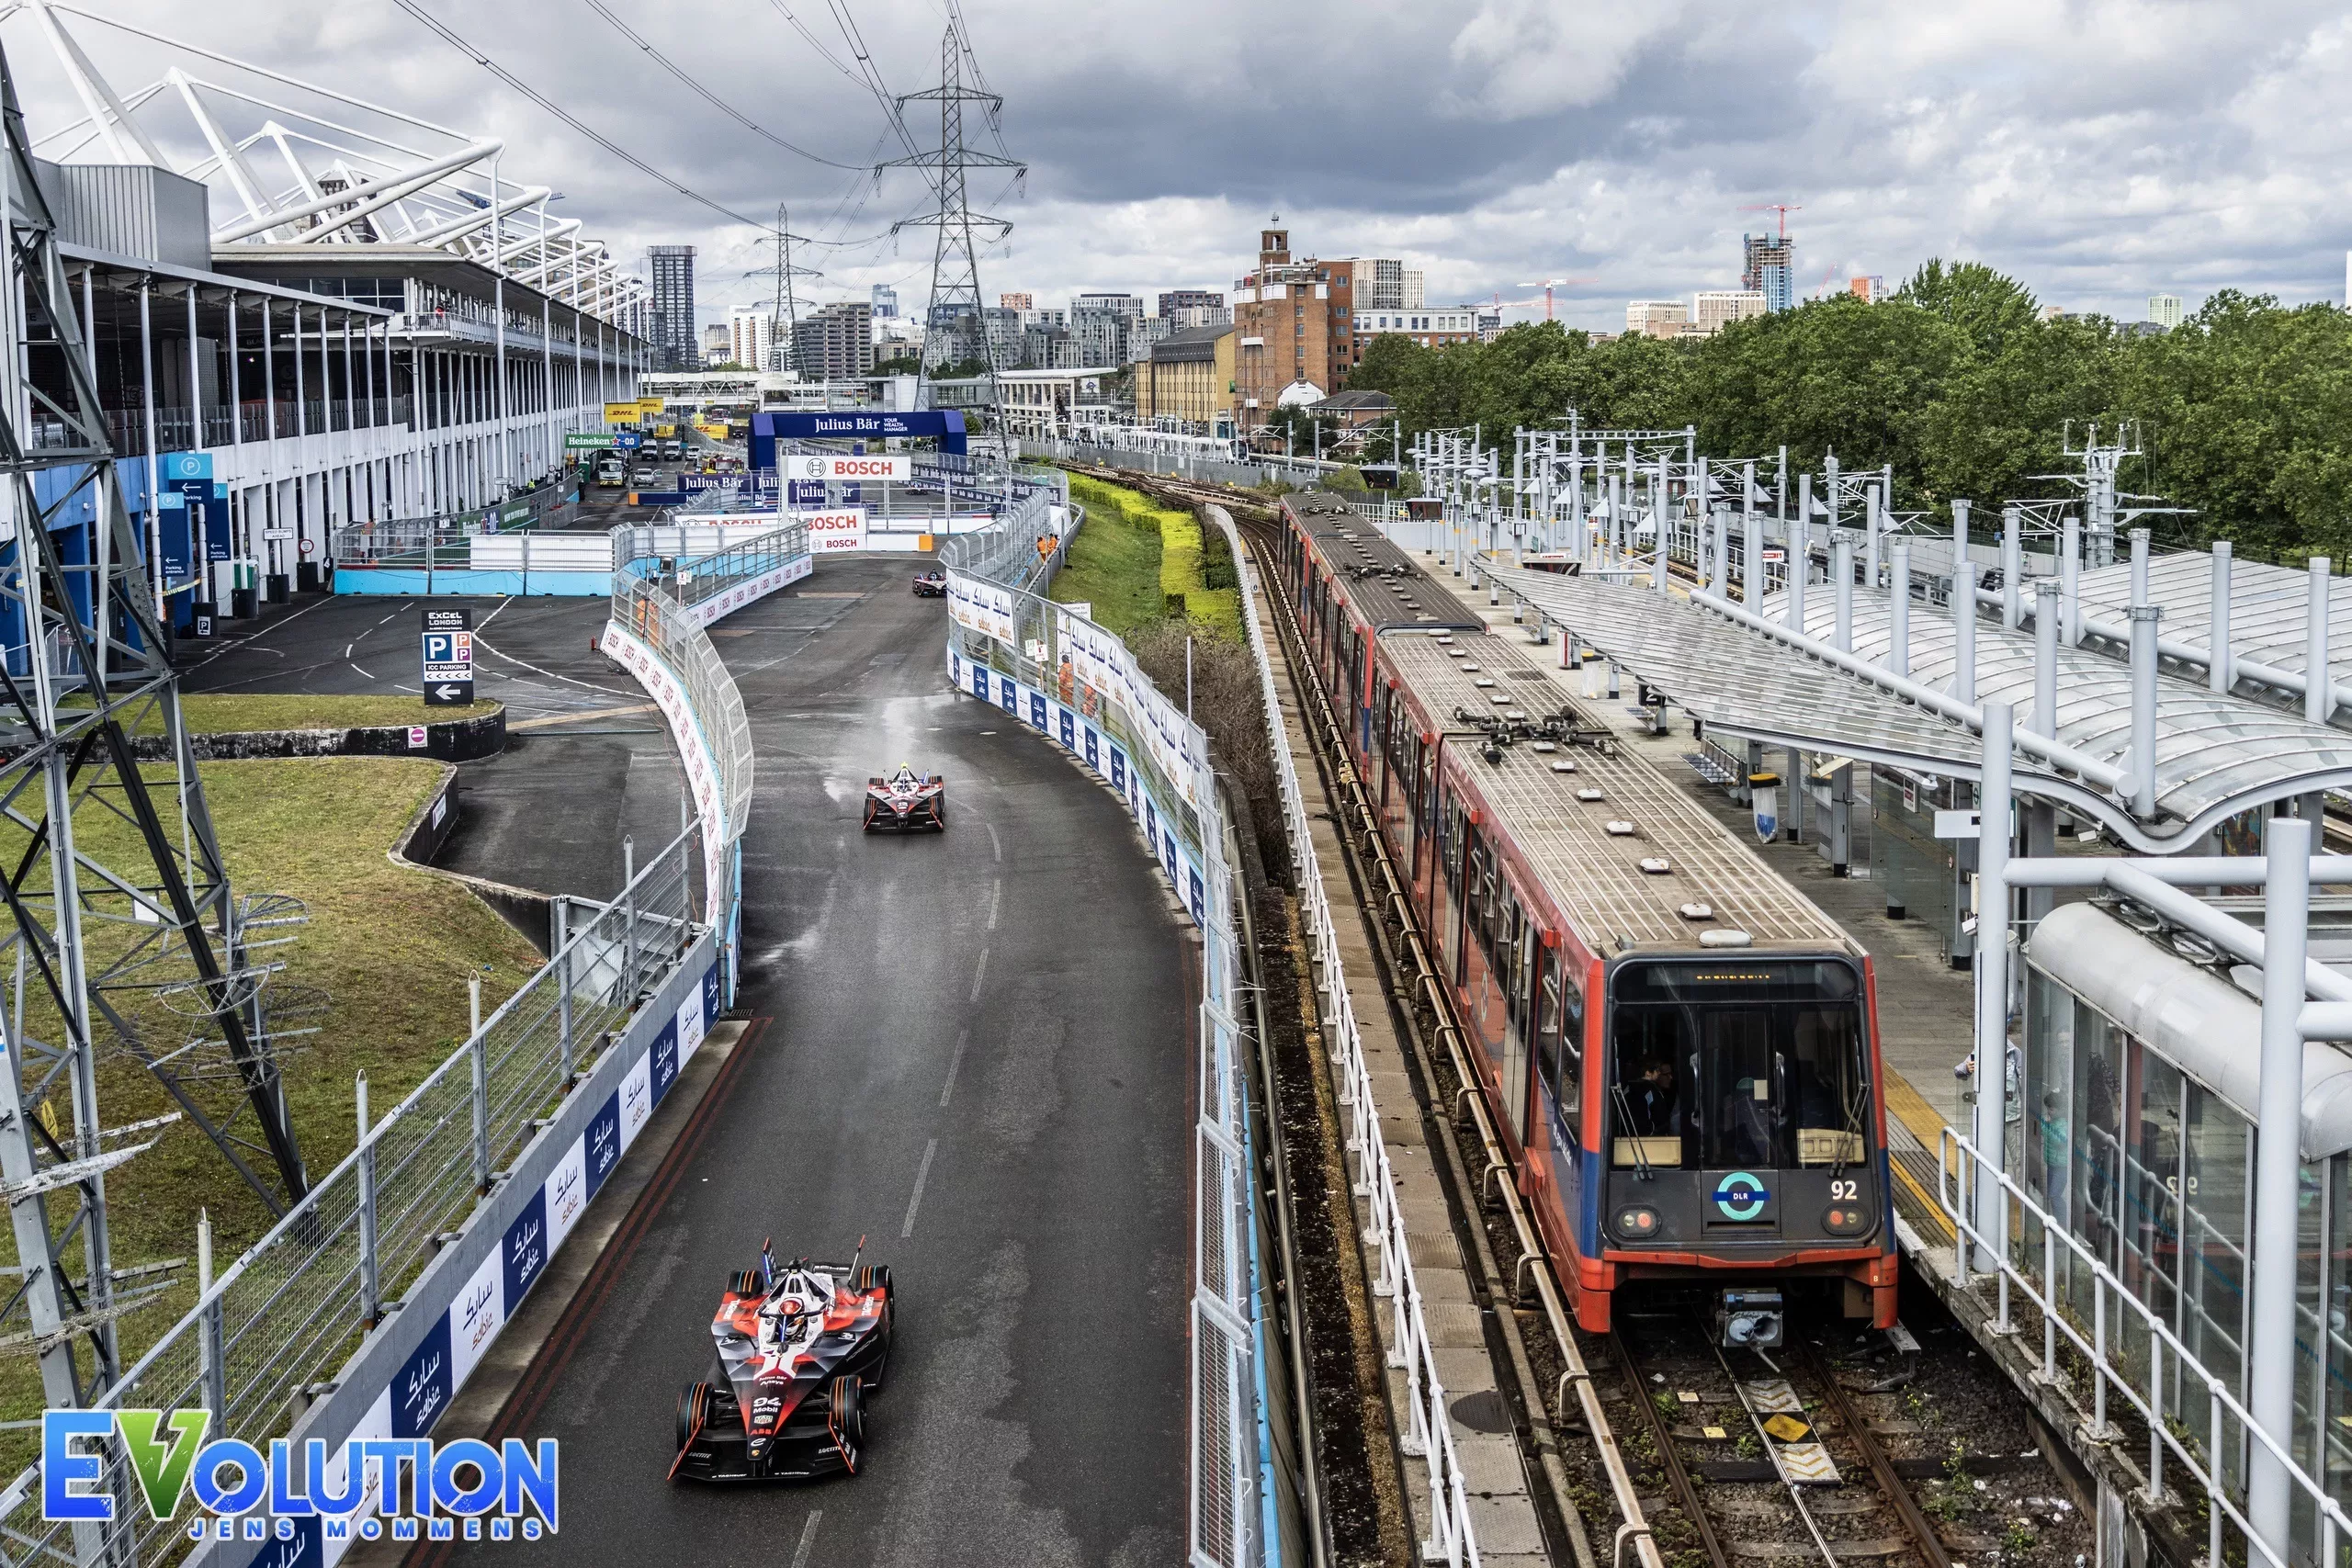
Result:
[11, 0, 2350, 333]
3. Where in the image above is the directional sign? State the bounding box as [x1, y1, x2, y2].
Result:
[422, 607, 475, 707]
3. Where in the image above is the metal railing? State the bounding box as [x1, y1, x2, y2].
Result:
[1209, 507, 1483, 1565]
[615, 519, 808, 621]
[0, 825, 707, 1564]
[1939, 1127, 2352, 1568]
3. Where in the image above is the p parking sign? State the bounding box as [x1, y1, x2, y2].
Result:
[422, 607, 475, 706]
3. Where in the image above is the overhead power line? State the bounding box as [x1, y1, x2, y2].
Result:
[391, 0, 771, 230]
[578, 0, 866, 171]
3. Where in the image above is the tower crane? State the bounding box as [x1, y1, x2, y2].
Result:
[1514, 276, 1597, 321]
[1739, 202, 1802, 240]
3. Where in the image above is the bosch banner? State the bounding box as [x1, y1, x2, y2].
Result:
[800, 508, 869, 553]
[789, 453, 910, 483]
[421, 607, 475, 705]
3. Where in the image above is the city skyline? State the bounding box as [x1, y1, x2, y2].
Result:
[12, 0, 2343, 336]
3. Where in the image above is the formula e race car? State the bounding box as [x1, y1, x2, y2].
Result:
[911, 570, 947, 597]
[864, 765, 945, 831]
[671, 1241, 894, 1483]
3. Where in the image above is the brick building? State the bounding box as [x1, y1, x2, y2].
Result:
[1232, 227, 1361, 434]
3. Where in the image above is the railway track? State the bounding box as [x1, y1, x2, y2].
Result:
[1611, 1305, 1973, 1568]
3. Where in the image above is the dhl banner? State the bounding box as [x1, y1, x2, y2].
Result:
[638, 398, 665, 419]
[603, 401, 640, 424]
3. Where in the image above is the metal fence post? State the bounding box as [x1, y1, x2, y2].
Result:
[470, 974, 490, 1193]
[356, 1072, 379, 1326]
[622, 834, 639, 999]
[198, 1207, 223, 1416]
[554, 898, 573, 1085]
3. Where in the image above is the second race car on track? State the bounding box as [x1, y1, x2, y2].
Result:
[911, 570, 947, 596]
[864, 764, 945, 831]
[671, 1241, 894, 1483]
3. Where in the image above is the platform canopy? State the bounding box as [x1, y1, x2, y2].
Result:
[1487, 558, 2352, 852]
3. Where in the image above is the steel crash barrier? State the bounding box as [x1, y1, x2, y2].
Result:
[0, 827, 717, 1567]
[941, 488, 1294, 1566]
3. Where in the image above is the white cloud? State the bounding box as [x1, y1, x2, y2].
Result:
[6, 0, 2348, 334]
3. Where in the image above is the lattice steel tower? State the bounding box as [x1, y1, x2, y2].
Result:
[0, 39, 308, 1406]
[742, 204, 822, 376]
[880, 27, 1023, 449]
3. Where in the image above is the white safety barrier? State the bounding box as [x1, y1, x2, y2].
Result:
[1939, 1128, 2352, 1568]
[1206, 507, 1486, 1566]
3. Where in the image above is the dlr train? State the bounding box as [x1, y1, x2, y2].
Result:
[1277, 492, 1899, 1340]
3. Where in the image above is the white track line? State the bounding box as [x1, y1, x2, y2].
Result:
[987, 822, 1001, 862]
[967, 947, 988, 1003]
[939, 1028, 969, 1109]
[787, 1510, 821, 1568]
[899, 1141, 937, 1238]
[986, 878, 1001, 931]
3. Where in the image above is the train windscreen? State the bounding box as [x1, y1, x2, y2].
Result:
[1606, 960, 1868, 1171]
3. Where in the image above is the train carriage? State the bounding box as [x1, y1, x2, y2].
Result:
[1279, 495, 1900, 1338]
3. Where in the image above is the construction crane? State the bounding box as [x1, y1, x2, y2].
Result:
[1514, 276, 1597, 321]
[1740, 202, 1802, 240]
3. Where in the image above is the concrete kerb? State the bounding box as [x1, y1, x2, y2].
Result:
[388, 768, 559, 955]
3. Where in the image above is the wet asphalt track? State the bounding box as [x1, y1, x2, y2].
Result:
[433, 556, 1193, 1564]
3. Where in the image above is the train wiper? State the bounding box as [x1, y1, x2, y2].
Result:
[1611, 1081, 1655, 1182]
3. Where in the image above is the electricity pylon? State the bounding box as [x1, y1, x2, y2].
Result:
[0, 36, 306, 1405]
[741, 203, 822, 375]
[878, 26, 1023, 455]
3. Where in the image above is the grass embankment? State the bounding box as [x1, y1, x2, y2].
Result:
[1059, 472, 1240, 640]
[0, 757, 539, 1466]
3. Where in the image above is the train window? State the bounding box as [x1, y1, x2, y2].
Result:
[1609, 1008, 1690, 1169]
[1607, 960, 1868, 1171]
[1536, 949, 1581, 1122]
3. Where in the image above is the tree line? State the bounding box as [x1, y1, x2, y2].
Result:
[1344, 261, 2352, 566]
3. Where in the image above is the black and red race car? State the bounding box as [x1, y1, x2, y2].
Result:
[911, 570, 947, 597]
[864, 765, 945, 831]
[671, 1242, 894, 1483]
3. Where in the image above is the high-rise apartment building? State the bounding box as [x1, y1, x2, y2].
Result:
[1849, 276, 1886, 304]
[1070, 297, 1137, 366]
[871, 284, 899, 319]
[648, 244, 697, 370]
[729, 308, 777, 372]
[1359, 259, 1425, 311]
[1625, 299, 1688, 337]
[1741, 232, 1794, 313]
[2148, 293, 2184, 330]
[1692, 291, 1768, 334]
[981, 305, 1024, 367]
[702, 322, 732, 364]
[794, 301, 875, 380]
[999, 292, 1033, 310]
[1157, 288, 1224, 320]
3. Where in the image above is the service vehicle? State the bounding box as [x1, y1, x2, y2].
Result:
[595, 457, 626, 488]
[671, 1239, 893, 1483]
[864, 764, 946, 831]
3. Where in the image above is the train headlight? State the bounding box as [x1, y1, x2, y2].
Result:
[1822, 1201, 1873, 1236]
[1613, 1205, 1663, 1241]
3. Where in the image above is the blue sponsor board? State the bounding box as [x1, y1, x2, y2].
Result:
[752, 410, 966, 469]
[584, 1090, 622, 1198]
[649, 1020, 679, 1105]
[1109, 747, 1126, 793]
[1058, 709, 1075, 750]
[1084, 728, 1100, 769]
[502, 1188, 549, 1313]
[391, 1314, 454, 1439]
[1028, 693, 1047, 730]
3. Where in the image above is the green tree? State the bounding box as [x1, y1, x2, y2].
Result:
[1893, 259, 2041, 358]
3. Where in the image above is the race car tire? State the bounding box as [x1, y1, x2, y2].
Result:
[829, 1375, 865, 1472]
[854, 1263, 893, 1300]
